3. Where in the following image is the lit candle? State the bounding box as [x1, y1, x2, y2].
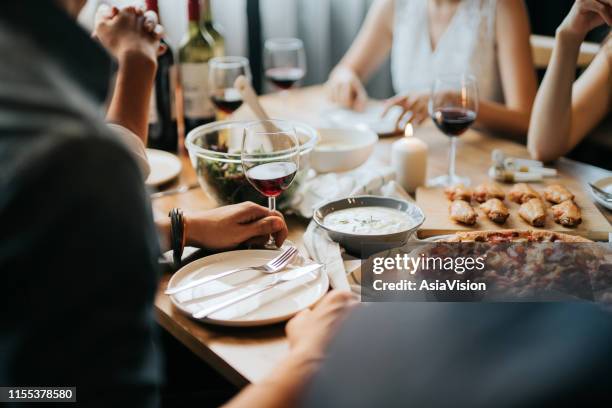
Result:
[391, 124, 428, 193]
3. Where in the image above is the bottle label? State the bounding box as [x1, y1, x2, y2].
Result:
[180, 62, 213, 119]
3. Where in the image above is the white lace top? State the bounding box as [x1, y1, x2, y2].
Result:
[391, 0, 503, 103]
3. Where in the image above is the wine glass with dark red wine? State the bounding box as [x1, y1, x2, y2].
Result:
[209, 56, 251, 119]
[428, 74, 478, 187]
[264, 38, 306, 92]
[242, 120, 300, 249]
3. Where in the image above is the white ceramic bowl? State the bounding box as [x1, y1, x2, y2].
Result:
[310, 128, 378, 173]
[313, 196, 425, 257]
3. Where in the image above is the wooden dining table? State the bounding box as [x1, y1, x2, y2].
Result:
[151, 85, 612, 388]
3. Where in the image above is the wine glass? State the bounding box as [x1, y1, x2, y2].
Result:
[242, 120, 300, 249]
[264, 38, 306, 92]
[428, 74, 478, 187]
[209, 56, 251, 119]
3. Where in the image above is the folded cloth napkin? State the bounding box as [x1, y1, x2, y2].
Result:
[291, 159, 397, 218]
[302, 177, 416, 293]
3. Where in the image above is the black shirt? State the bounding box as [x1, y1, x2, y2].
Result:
[0, 2, 161, 406]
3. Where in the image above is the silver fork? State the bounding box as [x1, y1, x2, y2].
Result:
[589, 183, 612, 202]
[165, 246, 298, 295]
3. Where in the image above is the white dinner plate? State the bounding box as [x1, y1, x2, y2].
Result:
[321, 103, 403, 136]
[145, 148, 182, 186]
[590, 176, 612, 211]
[167, 250, 329, 327]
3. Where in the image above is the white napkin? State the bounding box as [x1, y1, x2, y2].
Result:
[291, 159, 397, 218]
[302, 175, 416, 293]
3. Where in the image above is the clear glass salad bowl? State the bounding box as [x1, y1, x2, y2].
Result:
[185, 120, 318, 209]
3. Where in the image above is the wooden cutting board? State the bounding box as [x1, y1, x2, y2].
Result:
[416, 182, 612, 241]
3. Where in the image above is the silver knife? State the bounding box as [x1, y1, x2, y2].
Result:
[191, 264, 322, 320]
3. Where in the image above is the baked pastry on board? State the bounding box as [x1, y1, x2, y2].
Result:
[443, 229, 592, 243]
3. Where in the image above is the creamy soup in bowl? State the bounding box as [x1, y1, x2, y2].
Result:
[323, 206, 418, 235]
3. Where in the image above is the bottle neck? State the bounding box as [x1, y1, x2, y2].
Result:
[188, 0, 200, 23]
[145, 0, 159, 14]
[202, 0, 213, 24]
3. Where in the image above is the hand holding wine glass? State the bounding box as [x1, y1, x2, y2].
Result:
[428, 74, 478, 187]
[242, 120, 300, 249]
[209, 56, 251, 118]
[264, 38, 306, 91]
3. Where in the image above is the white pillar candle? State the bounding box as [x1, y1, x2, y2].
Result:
[391, 124, 428, 193]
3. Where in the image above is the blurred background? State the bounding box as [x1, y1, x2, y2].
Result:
[79, 0, 611, 167]
[79, 0, 609, 97]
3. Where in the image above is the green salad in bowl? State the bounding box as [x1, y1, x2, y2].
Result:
[185, 120, 317, 210]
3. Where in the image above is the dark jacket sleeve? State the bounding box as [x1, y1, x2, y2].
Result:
[0, 136, 162, 407]
[300, 302, 612, 408]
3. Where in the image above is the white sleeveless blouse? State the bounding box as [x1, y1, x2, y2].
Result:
[391, 0, 503, 103]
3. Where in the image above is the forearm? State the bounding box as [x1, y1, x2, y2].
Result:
[338, 39, 391, 82]
[107, 51, 157, 143]
[476, 99, 531, 136]
[335, 0, 393, 81]
[223, 350, 320, 408]
[528, 29, 583, 161]
[155, 216, 171, 252]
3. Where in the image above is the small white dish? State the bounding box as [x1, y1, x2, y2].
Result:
[311, 128, 378, 173]
[321, 103, 403, 136]
[167, 250, 329, 327]
[590, 176, 612, 211]
[145, 148, 182, 186]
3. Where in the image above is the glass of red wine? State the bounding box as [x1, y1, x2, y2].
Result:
[428, 74, 478, 187]
[209, 56, 251, 119]
[242, 119, 300, 248]
[264, 38, 306, 92]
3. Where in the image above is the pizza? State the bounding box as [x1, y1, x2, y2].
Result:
[442, 229, 591, 243]
[424, 229, 606, 302]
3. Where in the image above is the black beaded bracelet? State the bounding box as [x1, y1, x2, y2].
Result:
[169, 208, 186, 268]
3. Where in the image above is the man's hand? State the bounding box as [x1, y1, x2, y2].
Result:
[184, 202, 289, 250]
[94, 5, 163, 66]
[559, 0, 612, 39]
[286, 291, 358, 360]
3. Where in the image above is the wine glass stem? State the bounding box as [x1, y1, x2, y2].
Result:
[268, 196, 276, 212]
[266, 196, 277, 248]
[448, 137, 457, 182]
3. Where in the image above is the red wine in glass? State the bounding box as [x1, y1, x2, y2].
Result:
[432, 107, 476, 137]
[246, 162, 297, 197]
[211, 88, 243, 114]
[265, 67, 305, 90]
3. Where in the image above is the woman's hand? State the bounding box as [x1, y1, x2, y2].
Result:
[382, 92, 430, 131]
[286, 290, 358, 360]
[559, 0, 612, 39]
[94, 5, 164, 66]
[184, 202, 289, 250]
[326, 66, 368, 111]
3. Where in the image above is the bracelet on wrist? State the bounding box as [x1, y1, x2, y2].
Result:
[169, 208, 186, 267]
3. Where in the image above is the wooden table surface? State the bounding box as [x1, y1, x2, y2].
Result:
[152, 85, 612, 387]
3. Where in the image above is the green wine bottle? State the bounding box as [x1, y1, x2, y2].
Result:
[179, 0, 215, 135]
[202, 0, 224, 57]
